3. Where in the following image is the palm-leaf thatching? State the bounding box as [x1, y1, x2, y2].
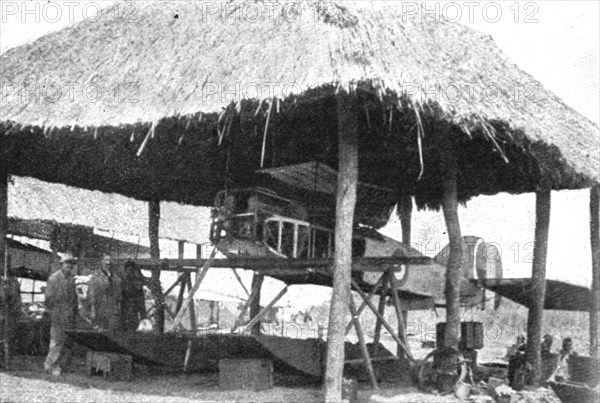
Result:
[1, 1, 598, 218]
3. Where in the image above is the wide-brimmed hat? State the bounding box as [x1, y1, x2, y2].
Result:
[59, 252, 76, 264]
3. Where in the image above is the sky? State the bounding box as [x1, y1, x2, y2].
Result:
[1, 1, 599, 289]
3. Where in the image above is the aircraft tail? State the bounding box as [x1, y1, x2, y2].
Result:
[434, 235, 503, 310]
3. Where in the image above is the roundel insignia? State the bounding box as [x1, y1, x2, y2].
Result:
[392, 264, 409, 287]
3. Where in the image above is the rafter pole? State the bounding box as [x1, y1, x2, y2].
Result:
[439, 126, 462, 348]
[348, 297, 378, 389]
[590, 185, 599, 357]
[324, 92, 360, 403]
[525, 187, 551, 386]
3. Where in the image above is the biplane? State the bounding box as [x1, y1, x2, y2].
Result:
[62, 162, 509, 383]
[208, 162, 504, 310]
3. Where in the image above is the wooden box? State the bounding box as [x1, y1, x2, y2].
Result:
[568, 355, 600, 387]
[342, 378, 358, 403]
[219, 358, 273, 390]
[86, 351, 132, 381]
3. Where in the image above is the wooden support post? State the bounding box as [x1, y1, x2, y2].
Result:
[175, 242, 186, 317]
[178, 241, 185, 261]
[164, 304, 176, 321]
[389, 275, 411, 357]
[439, 128, 462, 348]
[232, 278, 262, 332]
[242, 286, 288, 334]
[232, 269, 250, 297]
[176, 240, 196, 332]
[324, 92, 359, 403]
[348, 297, 378, 389]
[398, 193, 412, 356]
[249, 273, 264, 336]
[399, 193, 412, 247]
[175, 272, 186, 314]
[170, 248, 216, 332]
[345, 274, 386, 335]
[186, 274, 197, 333]
[1, 168, 9, 370]
[351, 280, 414, 362]
[163, 274, 184, 298]
[590, 185, 599, 357]
[149, 200, 164, 334]
[525, 188, 551, 386]
[372, 271, 390, 358]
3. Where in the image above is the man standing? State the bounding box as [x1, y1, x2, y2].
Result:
[44, 253, 77, 376]
[89, 253, 122, 335]
[120, 260, 148, 332]
[0, 270, 22, 370]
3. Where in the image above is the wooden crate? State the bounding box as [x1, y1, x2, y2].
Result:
[86, 351, 132, 382]
[218, 359, 273, 391]
[342, 378, 358, 403]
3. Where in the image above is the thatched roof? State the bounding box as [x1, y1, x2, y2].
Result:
[1, 1, 598, 216]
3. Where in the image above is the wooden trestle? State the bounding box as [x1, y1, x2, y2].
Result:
[113, 255, 426, 388]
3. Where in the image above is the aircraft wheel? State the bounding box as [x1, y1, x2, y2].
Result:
[417, 346, 467, 394]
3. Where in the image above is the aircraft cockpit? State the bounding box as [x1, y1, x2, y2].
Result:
[210, 187, 365, 259]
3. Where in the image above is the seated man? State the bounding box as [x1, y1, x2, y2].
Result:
[507, 340, 528, 389]
[541, 334, 558, 382]
[548, 337, 578, 382]
[541, 334, 553, 358]
[506, 335, 526, 359]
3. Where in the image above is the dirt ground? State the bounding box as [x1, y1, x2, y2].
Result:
[0, 351, 562, 403]
[0, 352, 467, 403]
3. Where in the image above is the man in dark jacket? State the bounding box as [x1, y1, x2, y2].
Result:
[44, 253, 77, 376]
[120, 260, 148, 332]
[1, 272, 22, 370]
[88, 253, 122, 335]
